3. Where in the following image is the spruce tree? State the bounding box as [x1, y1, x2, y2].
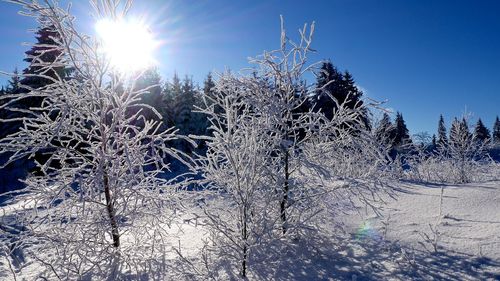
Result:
[473, 118, 490, 142]
[493, 116, 500, 145]
[176, 76, 196, 135]
[162, 73, 182, 128]
[312, 61, 342, 120]
[393, 112, 411, 146]
[312, 61, 368, 129]
[201, 72, 218, 134]
[437, 114, 447, 147]
[450, 117, 470, 147]
[132, 67, 164, 124]
[203, 72, 216, 98]
[0, 70, 22, 139]
[375, 112, 395, 145]
[20, 25, 71, 102]
[341, 71, 362, 108]
[342, 70, 369, 128]
[170, 76, 199, 154]
[202, 72, 220, 115]
[7, 68, 20, 93]
[2, 26, 71, 178]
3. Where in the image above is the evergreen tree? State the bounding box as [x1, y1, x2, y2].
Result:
[176, 76, 196, 135]
[132, 67, 164, 124]
[493, 116, 500, 145]
[312, 61, 342, 120]
[312, 61, 368, 129]
[7, 68, 20, 93]
[393, 112, 411, 146]
[375, 112, 395, 145]
[432, 134, 437, 148]
[203, 72, 216, 99]
[0, 69, 22, 139]
[448, 117, 482, 183]
[1, 25, 70, 189]
[341, 71, 363, 108]
[202, 72, 221, 115]
[473, 118, 490, 142]
[201, 72, 218, 134]
[342, 70, 369, 128]
[162, 73, 182, 128]
[20, 25, 71, 106]
[449, 117, 470, 147]
[1, 26, 71, 176]
[166, 75, 201, 154]
[437, 114, 447, 147]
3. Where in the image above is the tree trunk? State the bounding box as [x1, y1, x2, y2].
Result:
[280, 149, 289, 235]
[242, 206, 248, 277]
[103, 171, 120, 248]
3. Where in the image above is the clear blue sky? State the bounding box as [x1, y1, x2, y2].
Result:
[0, 0, 499, 135]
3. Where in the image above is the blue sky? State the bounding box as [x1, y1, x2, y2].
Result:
[0, 0, 499, 135]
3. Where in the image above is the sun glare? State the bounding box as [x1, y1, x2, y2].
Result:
[95, 18, 158, 73]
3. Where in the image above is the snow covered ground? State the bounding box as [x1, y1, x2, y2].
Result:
[338, 180, 500, 280]
[237, 180, 500, 280]
[1, 180, 499, 280]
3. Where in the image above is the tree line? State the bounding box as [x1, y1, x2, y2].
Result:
[0, 25, 370, 187]
[2, 25, 499, 193]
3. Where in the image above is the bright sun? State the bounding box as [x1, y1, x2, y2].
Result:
[95, 18, 158, 73]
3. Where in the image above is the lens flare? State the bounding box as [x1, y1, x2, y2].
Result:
[355, 220, 381, 241]
[95, 18, 158, 73]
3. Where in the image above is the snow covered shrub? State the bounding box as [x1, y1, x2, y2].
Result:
[0, 0, 192, 279]
[301, 107, 396, 220]
[189, 18, 393, 279]
[192, 77, 277, 277]
[405, 117, 493, 184]
[241, 18, 394, 237]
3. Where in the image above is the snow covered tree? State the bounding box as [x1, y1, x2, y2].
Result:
[473, 118, 490, 143]
[0, 70, 21, 140]
[245, 19, 325, 235]
[413, 131, 432, 149]
[200, 72, 220, 134]
[446, 117, 487, 183]
[21, 25, 71, 90]
[6, 68, 21, 94]
[162, 73, 182, 128]
[437, 114, 447, 148]
[1, 24, 72, 183]
[186, 18, 393, 278]
[132, 67, 164, 123]
[393, 112, 411, 147]
[194, 76, 275, 277]
[406, 116, 491, 184]
[0, 0, 193, 278]
[312, 61, 342, 120]
[311, 62, 368, 129]
[449, 118, 470, 146]
[493, 116, 500, 145]
[375, 112, 395, 146]
[176, 76, 196, 136]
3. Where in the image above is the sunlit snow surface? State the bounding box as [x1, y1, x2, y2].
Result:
[1, 179, 500, 280]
